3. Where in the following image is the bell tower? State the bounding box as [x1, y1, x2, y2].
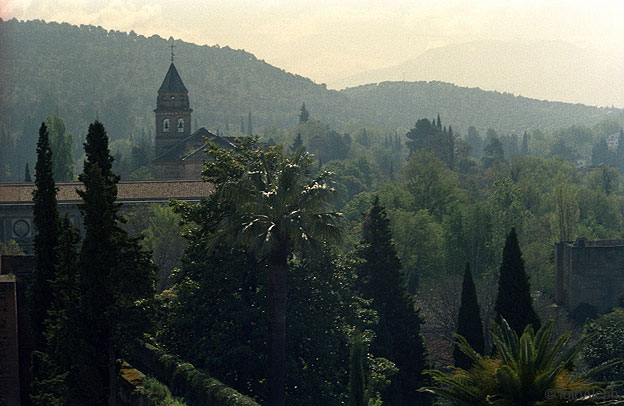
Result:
[154, 47, 192, 157]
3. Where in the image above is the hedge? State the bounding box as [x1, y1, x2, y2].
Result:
[126, 341, 260, 406]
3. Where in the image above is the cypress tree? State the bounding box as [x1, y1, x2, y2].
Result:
[247, 111, 253, 136]
[75, 121, 155, 404]
[357, 196, 430, 406]
[494, 228, 540, 335]
[24, 163, 32, 182]
[240, 117, 245, 134]
[290, 133, 304, 153]
[453, 263, 484, 369]
[299, 102, 309, 123]
[29, 122, 59, 351]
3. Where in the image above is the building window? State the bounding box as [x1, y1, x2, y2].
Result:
[177, 118, 184, 133]
[163, 118, 170, 132]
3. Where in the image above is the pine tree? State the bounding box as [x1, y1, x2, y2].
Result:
[24, 163, 32, 182]
[494, 228, 540, 335]
[29, 122, 59, 351]
[357, 197, 430, 406]
[299, 102, 309, 123]
[453, 263, 484, 369]
[247, 111, 253, 135]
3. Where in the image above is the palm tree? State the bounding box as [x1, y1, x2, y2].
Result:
[208, 141, 342, 406]
[422, 318, 621, 405]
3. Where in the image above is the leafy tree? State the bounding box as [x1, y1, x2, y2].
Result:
[357, 197, 430, 406]
[424, 319, 618, 404]
[299, 102, 309, 123]
[349, 334, 367, 406]
[46, 115, 74, 181]
[29, 122, 59, 350]
[202, 139, 341, 406]
[404, 150, 461, 220]
[74, 121, 155, 404]
[453, 263, 484, 369]
[592, 138, 610, 166]
[583, 308, 624, 381]
[466, 126, 482, 158]
[494, 228, 540, 335]
[482, 136, 505, 167]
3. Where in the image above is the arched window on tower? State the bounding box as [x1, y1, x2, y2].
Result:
[177, 118, 184, 133]
[163, 118, 170, 133]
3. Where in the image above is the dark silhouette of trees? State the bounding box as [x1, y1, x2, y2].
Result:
[299, 102, 309, 123]
[453, 263, 484, 369]
[357, 197, 430, 406]
[494, 228, 540, 335]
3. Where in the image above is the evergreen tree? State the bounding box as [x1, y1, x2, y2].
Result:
[24, 163, 32, 182]
[357, 197, 430, 406]
[75, 121, 155, 404]
[521, 131, 529, 155]
[494, 228, 540, 335]
[247, 111, 253, 135]
[290, 133, 304, 153]
[299, 102, 309, 123]
[29, 122, 59, 351]
[240, 116, 245, 134]
[453, 263, 484, 369]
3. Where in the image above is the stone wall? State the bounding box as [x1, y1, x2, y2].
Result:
[555, 239, 624, 313]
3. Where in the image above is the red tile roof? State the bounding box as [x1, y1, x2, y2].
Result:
[0, 180, 213, 205]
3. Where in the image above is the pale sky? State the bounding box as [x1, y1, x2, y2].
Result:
[2, 0, 624, 86]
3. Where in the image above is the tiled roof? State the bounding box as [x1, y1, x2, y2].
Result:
[0, 180, 213, 205]
[158, 63, 188, 92]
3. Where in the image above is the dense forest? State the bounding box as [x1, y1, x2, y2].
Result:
[1, 18, 623, 181]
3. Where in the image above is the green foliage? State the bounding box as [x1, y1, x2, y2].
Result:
[127, 342, 260, 406]
[349, 334, 367, 406]
[356, 197, 431, 406]
[138, 376, 188, 406]
[423, 318, 619, 405]
[45, 115, 74, 181]
[495, 228, 541, 335]
[0, 239, 23, 255]
[29, 121, 59, 350]
[583, 308, 624, 381]
[299, 103, 309, 124]
[453, 263, 484, 370]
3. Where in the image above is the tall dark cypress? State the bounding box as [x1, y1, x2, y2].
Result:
[247, 111, 253, 135]
[357, 197, 430, 406]
[24, 163, 32, 182]
[76, 121, 155, 405]
[30, 122, 59, 350]
[453, 263, 484, 369]
[494, 228, 540, 335]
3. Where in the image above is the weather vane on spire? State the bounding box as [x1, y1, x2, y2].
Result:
[170, 42, 175, 63]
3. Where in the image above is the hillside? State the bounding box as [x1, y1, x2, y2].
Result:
[329, 40, 624, 109]
[0, 19, 621, 179]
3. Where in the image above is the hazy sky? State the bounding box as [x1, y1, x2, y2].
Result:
[2, 0, 623, 86]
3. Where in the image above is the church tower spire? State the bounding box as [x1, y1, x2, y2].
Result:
[154, 54, 192, 157]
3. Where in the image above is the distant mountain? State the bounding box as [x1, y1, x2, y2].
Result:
[0, 19, 621, 179]
[329, 40, 624, 109]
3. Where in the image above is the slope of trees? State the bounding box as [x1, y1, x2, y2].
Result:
[1, 18, 621, 180]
